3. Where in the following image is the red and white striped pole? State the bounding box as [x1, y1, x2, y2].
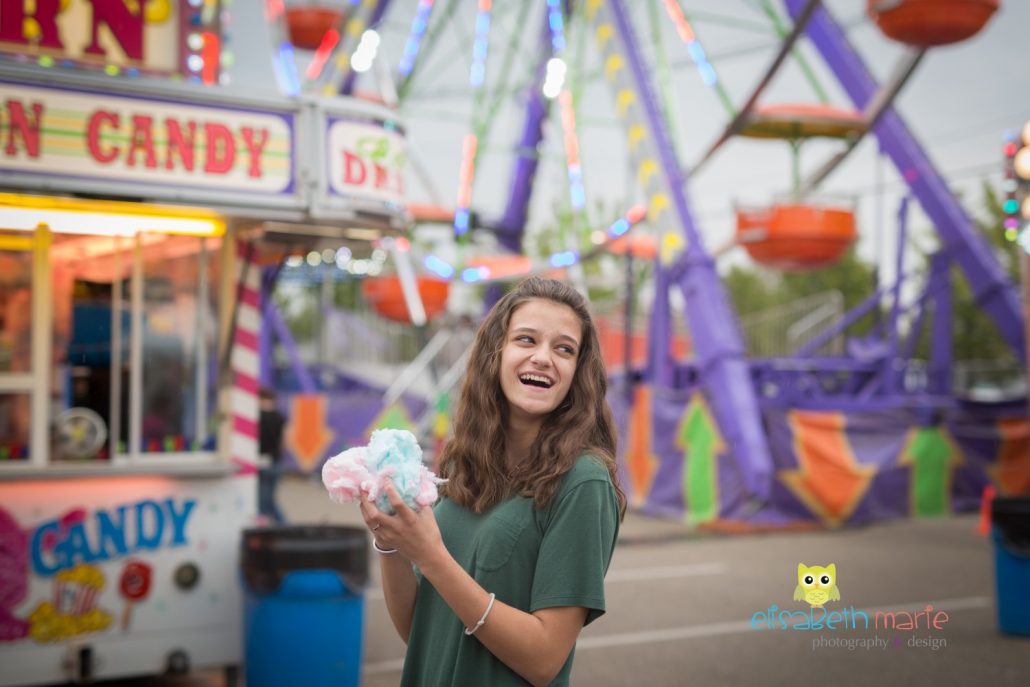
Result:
[230, 239, 261, 476]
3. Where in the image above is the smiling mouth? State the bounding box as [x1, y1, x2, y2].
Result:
[519, 373, 553, 388]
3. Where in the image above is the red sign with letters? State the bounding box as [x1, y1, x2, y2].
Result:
[0, 0, 222, 80]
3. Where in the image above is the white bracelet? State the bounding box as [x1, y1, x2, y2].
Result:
[464, 593, 496, 636]
[372, 537, 398, 555]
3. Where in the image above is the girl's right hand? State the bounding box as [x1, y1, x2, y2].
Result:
[359, 480, 445, 567]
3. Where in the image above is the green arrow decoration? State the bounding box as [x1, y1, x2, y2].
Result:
[368, 402, 414, 435]
[899, 427, 963, 517]
[678, 395, 723, 525]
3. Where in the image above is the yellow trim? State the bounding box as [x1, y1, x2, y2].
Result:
[0, 234, 35, 251]
[0, 193, 224, 237]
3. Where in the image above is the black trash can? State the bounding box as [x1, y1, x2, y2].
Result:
[241, 525, 369, 687]
[991, 496, 1030, 636]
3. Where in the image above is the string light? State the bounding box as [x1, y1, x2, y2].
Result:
[546, 0, 566, 53]
[661, 0, 718, 87]
[311, 0, 375, 91]
[201, 32, 220, 85]
[542, 57, 567, 99]
[399, 0, 435, 77]
[350, 29, 381, 73]
[424, 206, 649, 283]
[559, 91, 586, 209]
[277, 41, 301, 95]
[306, 29, 341, 80]
[453, 134, 479, 236]
[424, 255, 455, 279]
[550, 250, 578, 268]
[469, 0, 493, 88]
[1003, 129, 1025, 243]
[181, 0, 224, 85]
[450, 0, 493, 240]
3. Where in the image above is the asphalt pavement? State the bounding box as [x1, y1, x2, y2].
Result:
[63, 474, 1030, 687]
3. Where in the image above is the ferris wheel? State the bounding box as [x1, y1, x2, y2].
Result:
[262, 1, 1003, 279]
[262, 0, 1018, 504]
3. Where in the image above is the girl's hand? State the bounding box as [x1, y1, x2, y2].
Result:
[359, 480, 445, 567]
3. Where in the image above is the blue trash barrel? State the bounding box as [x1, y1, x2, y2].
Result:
[242, 525, 369, 687]
[991, 496, 1030, 637]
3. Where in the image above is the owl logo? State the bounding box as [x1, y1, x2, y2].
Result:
[793, 563, 840, 608]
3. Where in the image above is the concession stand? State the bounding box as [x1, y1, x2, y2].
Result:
[0, 2, 407, 684]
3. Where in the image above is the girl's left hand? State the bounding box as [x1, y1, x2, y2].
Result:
[359, 480, 444, 566]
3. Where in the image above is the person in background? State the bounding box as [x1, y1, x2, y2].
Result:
[360, 277, 626, 686]
[258, 387, 286, 524]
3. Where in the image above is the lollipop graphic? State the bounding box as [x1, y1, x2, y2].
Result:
[118, 560, 152, 631]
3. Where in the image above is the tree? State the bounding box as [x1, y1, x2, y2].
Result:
[722, 247, 881, 357]
[943, 182, 1021, 364]
[722, 264, 780, 316]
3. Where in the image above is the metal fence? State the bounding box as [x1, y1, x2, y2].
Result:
[291, 288, 1024, 403]
[738, 290, 845, 358]
[953, 359, 1027, 401]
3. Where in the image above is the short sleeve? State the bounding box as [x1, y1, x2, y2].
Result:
[529, 474, 619, 625]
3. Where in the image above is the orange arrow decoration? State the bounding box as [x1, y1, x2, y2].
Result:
[779, 411, 875, 527]
[990, 418, 1030, 495]
[626, 385, 659, 506]
[285, 394, 335, 473]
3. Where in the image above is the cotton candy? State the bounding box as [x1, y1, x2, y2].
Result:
[321, 429, 444, 514]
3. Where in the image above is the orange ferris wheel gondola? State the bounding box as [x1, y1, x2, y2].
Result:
[867, 0, 1000, 47]
[732, 104, 863, 270]
[739, 103, 867, 142]
[607, 233, 658, 260]
[285, 6, 343, 51]
[361, 275, 450, 323]
[736, 203, 857, 272]
[463, 254, 534, 280]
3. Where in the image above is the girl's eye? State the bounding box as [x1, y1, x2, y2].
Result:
[558, 345, 576, 355]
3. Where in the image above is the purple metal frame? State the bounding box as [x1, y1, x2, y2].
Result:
[883, 196, 909, 397]
[606, 0, 773, 500]
[927, 253, 953, 396]
[494, 13, 554, 253]
[783, 0, 1024, 359]
[409, 1, 1021, 504]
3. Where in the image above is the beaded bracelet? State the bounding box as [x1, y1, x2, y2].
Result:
[373, 537, 398, 555]
[464, 593, 496, 636]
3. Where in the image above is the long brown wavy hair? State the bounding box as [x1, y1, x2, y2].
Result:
[438, 277, 627, 519]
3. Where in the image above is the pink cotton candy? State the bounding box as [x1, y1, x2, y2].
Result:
[320, 429, 445, 513]
[321, 447, 374, 504]
[414, 479, 440, 508]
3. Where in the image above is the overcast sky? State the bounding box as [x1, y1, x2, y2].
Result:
[226, 1, 1030, 287]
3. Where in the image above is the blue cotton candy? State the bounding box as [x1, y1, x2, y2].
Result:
[321, 428, 444, 515]
[366, 429, 430, 513]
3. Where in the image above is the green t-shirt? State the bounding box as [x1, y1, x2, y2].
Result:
[399, 455, 620, 687]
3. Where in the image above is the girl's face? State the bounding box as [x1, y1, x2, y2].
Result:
[499, 298, 581, 432]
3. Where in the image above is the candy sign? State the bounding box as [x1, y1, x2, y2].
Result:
[30, 498, 196, 577]
[327, 118, 405, 205]
[0, 82, 294, 196]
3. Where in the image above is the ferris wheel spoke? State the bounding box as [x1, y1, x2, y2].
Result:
[690, 0, 823, 178]
[798, 47, 926, 198]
